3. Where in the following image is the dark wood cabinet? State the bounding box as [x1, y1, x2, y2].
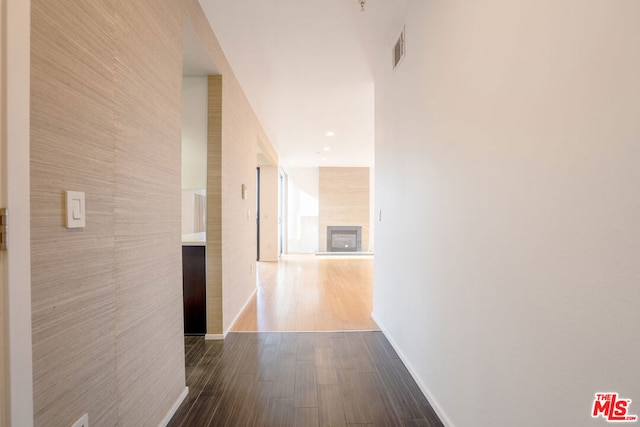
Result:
[182, 245, 206, 335]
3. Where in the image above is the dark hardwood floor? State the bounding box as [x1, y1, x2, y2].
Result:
[168, 332, 443, 426]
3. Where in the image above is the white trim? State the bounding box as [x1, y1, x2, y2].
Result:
[372, 313, 455, 427]
[223, 287, 257, 336]
[4, 0, 34, 425]
[204, 334, 224, 341]
[158, 386, 188, 427]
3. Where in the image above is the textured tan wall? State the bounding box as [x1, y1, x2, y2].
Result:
[31, 1, 277, 424]
[31, 2, 120, 425]
[259, 166, 279, 262]
[112, 1, 185, 423]
[30, 0, 197, 425]
[220, 71, 269, 333]
[206, 75, 223, 334]
[319, 167, 370, 252]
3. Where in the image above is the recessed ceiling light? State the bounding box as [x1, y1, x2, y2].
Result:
[323, 146, 331, 152]
[322, 157, 328, 161]
[325, 131, 335, 137]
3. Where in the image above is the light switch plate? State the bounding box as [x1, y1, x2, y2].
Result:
[66, 191, 86, 228]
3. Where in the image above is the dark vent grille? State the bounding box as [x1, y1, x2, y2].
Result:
[393, 28, 405, 70]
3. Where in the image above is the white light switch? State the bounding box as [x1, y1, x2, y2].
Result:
[73, 199, 82, 219]
[66, 191, 86, 228]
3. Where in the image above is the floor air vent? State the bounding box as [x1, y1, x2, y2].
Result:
[393, 27, 405, 70]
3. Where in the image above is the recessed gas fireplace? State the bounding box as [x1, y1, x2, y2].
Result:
[327, 226, 362, 252]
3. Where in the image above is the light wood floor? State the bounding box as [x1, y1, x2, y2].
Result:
[231, 255, 379, 332]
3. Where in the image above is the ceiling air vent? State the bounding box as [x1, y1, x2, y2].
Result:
[393, 27, 405, 70]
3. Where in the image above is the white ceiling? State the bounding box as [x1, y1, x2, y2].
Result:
[197, 0, 398, 168]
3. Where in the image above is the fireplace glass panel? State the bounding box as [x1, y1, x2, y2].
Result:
[327, 226, 362, 252]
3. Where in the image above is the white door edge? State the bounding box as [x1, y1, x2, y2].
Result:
[3, 0, 34, 426]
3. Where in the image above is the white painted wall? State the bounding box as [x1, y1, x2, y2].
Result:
[259, 166, 279, 261]
[181, 189, 206, 235]
[373, 2, 640, 426]
[286, 168, 319, 253]
[182, 77, 207, 234]
[182, 77, 207, 190]
[4, 0, 34, 425]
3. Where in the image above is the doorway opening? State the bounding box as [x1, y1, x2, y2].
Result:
[181, 19, 219, 337]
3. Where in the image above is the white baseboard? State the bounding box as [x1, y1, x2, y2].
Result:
[371, 313, 455, 427]
[224, 287, 258, 336]
[204, 288, 257, 340]
[158, 386, 188, 427]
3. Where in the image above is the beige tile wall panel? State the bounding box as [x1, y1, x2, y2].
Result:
[319, 168, 371, 252]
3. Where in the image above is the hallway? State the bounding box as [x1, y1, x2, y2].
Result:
[168, 256, 442, 426]
[232, 255, 379, 332]
[168, 332, 443, 426]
